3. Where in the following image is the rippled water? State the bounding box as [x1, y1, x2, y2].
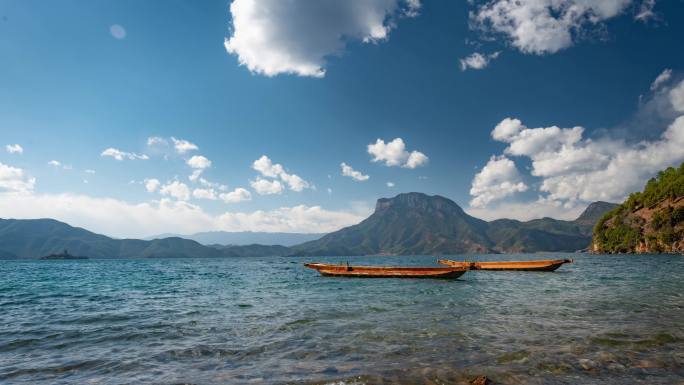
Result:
[1, 254, 683, 384]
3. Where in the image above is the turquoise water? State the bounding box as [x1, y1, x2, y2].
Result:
[1, 254, 683, 384]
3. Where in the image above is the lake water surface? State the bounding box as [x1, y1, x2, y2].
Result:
[1, 254, 683, 384]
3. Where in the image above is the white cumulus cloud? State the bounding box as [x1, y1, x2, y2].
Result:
[198, 178, 228, 191]
[253, 155, 284, 178]
[144, 178, 161, 193]
[171, 137, 198, 154]
[251, 155, 310, 192]
[46, 160, 72, 170]
[280, 173, 309, 192]
[5, 144, 23, 154]
[459, 51, 500, 71]
[224, 0, 421, 77]
[477, 112, 684, 212]
[340, 162, 370, 181]
[469, 155, 528, 208]
[470, 74, 684, 219]
[192, 188, 218, 200]
[405, 150, 429, 169]
[101, 148, 149, 161]
[220, 187, 252, 203]
[186, 155, 212, 182]
[367, 138, 428, 168]
[650, 68, 672, 91]
[160, 181, 191, 201]
[669, 79, 684, 112]
[250, 177, 284, 195]
[187, 155, 212, 170]
[470, 0, 633, 55]
[146, 136, 168, 147]
[0, 162, 35, 193]
[491, 117, 524, 142]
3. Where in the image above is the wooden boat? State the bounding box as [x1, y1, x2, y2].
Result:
[437, 258, 572, 271]
[304, 263, 467, 279]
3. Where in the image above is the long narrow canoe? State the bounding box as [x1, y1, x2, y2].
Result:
[304, 263, 467, 279]
[438, 258, 572, 271]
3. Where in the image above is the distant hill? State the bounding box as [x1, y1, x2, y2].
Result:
[146, 231, 324, 246]
[486, 217, 591, 253]
[210, 244, 292, 258]
[484, 201, 617, 252]
[292, 192, 615, 255]
[592, 163, 684, 253]
[0, 219, 286, 259]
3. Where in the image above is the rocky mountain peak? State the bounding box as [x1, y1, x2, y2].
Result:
[375, 192, 465, 215]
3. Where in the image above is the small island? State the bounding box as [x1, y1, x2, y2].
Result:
[39, 249, 89, 260]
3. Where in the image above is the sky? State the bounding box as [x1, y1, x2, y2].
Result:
[1, 0, 684, 238]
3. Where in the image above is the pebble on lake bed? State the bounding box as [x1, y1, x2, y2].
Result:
[633, 359, 661, 369]
[470, 375, 492, 385]
[578, 359, 597, 371]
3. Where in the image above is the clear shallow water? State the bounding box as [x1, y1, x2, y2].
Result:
[1, 254, 683, 385]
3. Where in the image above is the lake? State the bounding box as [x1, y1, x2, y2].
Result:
[1, 254, 682, 384]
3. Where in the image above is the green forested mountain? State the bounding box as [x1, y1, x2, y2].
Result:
[293, 193, 492, 255]
[293, 192, 613, 255]
[592, 163, 684, 253]
[0, 218, 284, 259]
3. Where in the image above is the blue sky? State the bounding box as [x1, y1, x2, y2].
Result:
[1, 0, 684, 237]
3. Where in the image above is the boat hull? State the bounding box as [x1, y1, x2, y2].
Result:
[438, 259, 572, 271]
[305, 263, 466, 279]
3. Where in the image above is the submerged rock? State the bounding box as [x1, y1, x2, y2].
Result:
[536, 361, 573, 374]
[595, 351, 618, 364]
[634, 333, 677, 348]
[578, 358, 598, 371]
[470, 375, 492, 385]
[496, 350, 530, 364]
[633, 359, 662, 369]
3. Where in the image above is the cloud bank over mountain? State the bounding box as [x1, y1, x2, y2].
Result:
[469, 71, 684, 220]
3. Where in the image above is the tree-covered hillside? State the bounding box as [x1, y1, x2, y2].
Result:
[592, 163, 684, 253]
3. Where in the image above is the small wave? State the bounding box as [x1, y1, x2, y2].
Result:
[0, 359, 108, 380]
[156, 346, 240, 360]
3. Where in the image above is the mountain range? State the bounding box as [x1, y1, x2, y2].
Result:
[0, 218, 285, 259]
[145, 231, 325, 247]
[292, 193, 616, 255]
[0, 193, 616, 259]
